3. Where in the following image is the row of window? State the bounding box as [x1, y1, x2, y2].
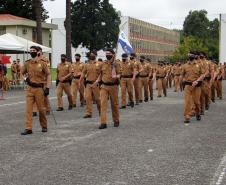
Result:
[129, 22, 179, 44]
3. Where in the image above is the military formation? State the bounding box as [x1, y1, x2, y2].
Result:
[2, 46, 224, 135]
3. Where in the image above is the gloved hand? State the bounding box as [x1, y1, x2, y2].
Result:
[43, 88, 49, 97]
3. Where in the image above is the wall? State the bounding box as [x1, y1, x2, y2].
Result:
[220, 14, 226, 64]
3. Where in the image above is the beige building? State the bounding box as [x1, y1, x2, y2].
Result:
[0, 14, 57, 48]
[118, 16, 180, 62]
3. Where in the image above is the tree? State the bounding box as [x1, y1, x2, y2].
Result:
[0, 0, 48, 21]
[65, 0, 72, 62]
[71, 0, 120, 50]
[33, 0, 43, 44]
[183, 10, 209, 40]
[169, 36, 208, 62]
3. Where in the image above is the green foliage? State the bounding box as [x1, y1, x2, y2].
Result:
[0, 0, 49, 21]
[71, 0, 120, 50]
[170, 10, 219, 62]
[169, 36, 208, 62]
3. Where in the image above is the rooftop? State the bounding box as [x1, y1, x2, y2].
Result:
[0, 14, 57, 30]
[0, 14, 27, 21]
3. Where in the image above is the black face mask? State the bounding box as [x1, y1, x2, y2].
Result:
[61, 58, 66, 62]
[89, 56, 96, 60]
[30, 52, 37, 58]
[122, 59, 127, 62]
[106, 55, 113, 60]
[130, 57, 134, 60]
[140, 59, 144, 63]
[189, 56, 195, 61]
[76, 58, 80, 62]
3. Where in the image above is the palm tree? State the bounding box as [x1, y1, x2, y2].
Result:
[65, 0, 72, 62]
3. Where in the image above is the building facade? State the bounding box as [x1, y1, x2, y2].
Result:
[117, 16, 180, 62]
[0, 14, 57, 63]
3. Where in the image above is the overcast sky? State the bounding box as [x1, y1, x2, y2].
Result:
[43, 0, 226, 29]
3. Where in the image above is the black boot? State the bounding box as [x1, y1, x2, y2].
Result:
[99, 124, 107, 129]
[184, 119, 190, 123]
[114, 122, 120, 127]
[120, 106, 126, 109]
[150, 97, 153, 100]
[130, 101, 134, 108]
[32, 112, 37, 117]
[42, 127, 48, 133]
[21, 129, 33, 135]
[144, 97, 148, 102]
[56, 107, 64, 111]
[196, 114, 201, 121]
[68, 105, 73, 110]
[83, 114, 92, 118]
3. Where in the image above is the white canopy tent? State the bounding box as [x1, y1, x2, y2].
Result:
[0, 35, 24, 51]
[0, 33, 51, 53]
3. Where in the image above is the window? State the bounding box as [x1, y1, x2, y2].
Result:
[0, 27, 6, 35]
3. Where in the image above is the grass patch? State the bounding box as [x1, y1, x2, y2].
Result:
[6, 68, 57, 81]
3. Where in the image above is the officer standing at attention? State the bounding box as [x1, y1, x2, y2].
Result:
[80, 50, 101, 118]
[129, 53, 141, 105]
[97, 48, 121, 129]
[181, 52, 205, 123]
[156, 61, 168, 97]
[21, 46, 51, 135]
[139, 56, 151, 102]
[56, 54, 73, 111]
[71, 54, 85, 107]
[119, 53, 136, 109]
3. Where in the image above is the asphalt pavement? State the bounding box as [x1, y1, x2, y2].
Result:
[0, 83, 226, 185]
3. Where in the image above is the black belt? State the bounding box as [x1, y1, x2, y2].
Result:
[121, 75, 133, 78]
[61, 80, 71, 84]
[28, 82, 44, 88]
[156, 76, 165, 79]
[135, 74, 140, 78]
[139, 75, 148, 78]
[86, 80, 95, 84]
[102, 81, 118, 86]
[73, 75, 81, 79]
[204, 76, 211, 81]
[184, 81, 202, 87]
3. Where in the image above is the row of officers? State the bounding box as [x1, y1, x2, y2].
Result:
[20, 46, 224, 135]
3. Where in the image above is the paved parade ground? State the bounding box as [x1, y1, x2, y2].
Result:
[0, 84, 226, 185]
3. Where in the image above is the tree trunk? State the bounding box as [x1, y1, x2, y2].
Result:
[34, 0, 42, 44]
[65, 0, 72, 62]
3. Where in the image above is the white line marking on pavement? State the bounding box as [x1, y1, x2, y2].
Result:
[148, 149, 154, 153]
[210, 154, 226, 185]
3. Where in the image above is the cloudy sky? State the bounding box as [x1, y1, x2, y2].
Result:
[43, 0, 226, 29]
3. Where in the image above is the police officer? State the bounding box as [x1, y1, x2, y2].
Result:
[139, 56, 151, 102]
[21, 46, 51, 135]
[97, 48, 120, 129]
[130, 53, 141, 105]
[56, 54, 73, 111]
[181, 52, 205, 123]
[71, 54, 85, 107]
[156, 61, 167, 97]
[80, 50, 101, 118]
[119, 53, 136, 109]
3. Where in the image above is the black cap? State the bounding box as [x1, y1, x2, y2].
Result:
[122, 53, 128, 58]
[106, 48, 115, 54]
[130, 53, 137, 57]
[75, 53, 81, 57]
[90, 50, 97, 56]
[140, 56, 145, 60]
[61, 54, 66, 58]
